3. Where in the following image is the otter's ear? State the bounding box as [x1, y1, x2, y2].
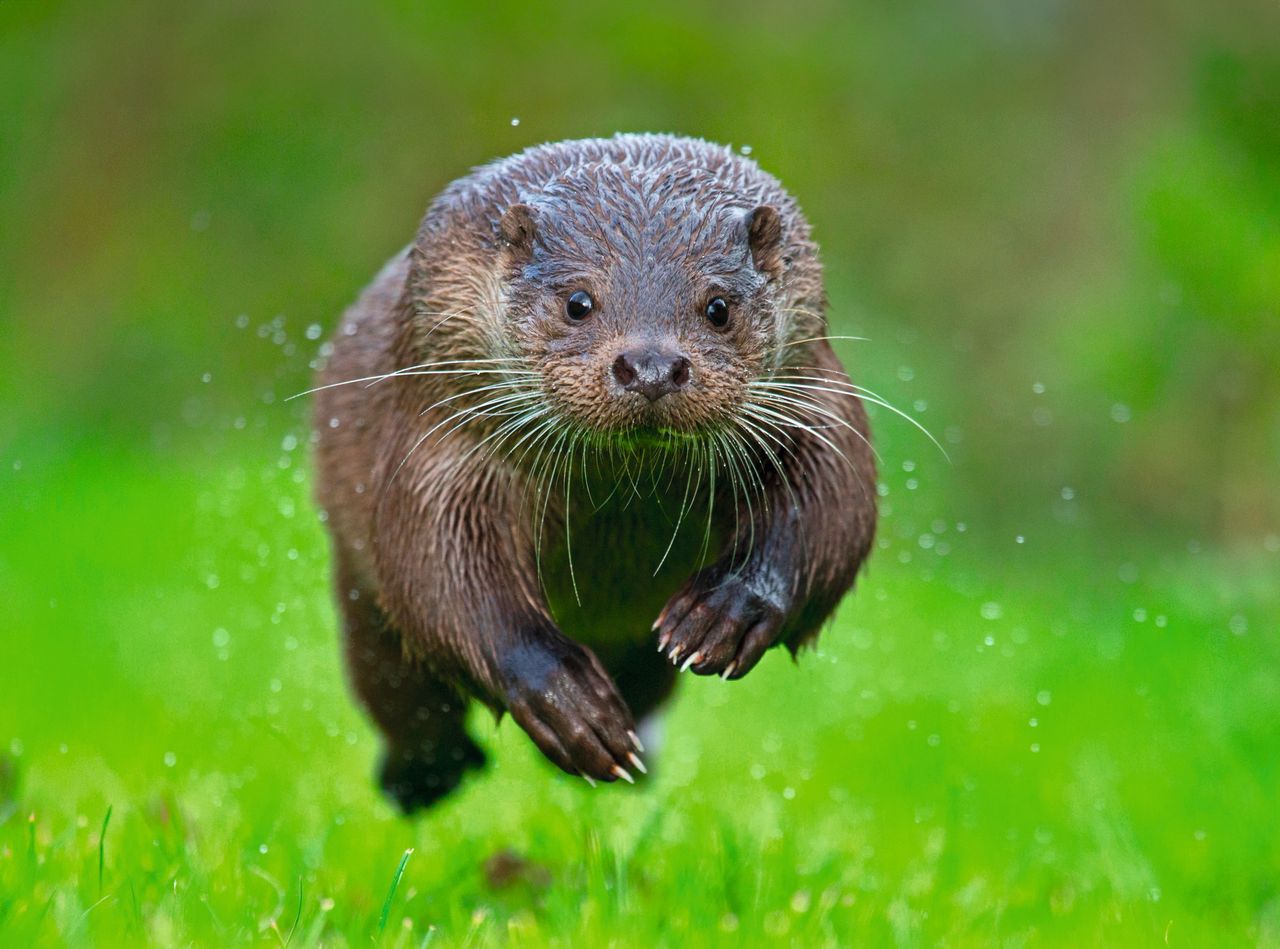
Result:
[499, 203, 538, 262]
[746, 205, 784, 277]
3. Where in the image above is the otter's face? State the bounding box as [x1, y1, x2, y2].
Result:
[495, 183, 793, 442]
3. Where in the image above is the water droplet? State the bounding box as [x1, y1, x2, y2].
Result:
[1110, 403, 1131, 423]
[739, 144, 753, 155]
[305, 323, 323, 340]
[1229, 614, 1248, 636]
[1032, 382, 1045, 394]
[163, 752, 177, 767]
[510, 117, 521, 126]
[980, 602, 1003, 621]
[1133, 608, 1147, 622]
[1036, 690, 1052, 706]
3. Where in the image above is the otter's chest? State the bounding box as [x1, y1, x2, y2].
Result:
[539, 480, 722, 649]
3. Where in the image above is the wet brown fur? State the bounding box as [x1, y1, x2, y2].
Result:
[313, 134, 876, 812]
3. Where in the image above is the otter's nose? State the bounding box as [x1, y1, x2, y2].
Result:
[612, 348, 691, 402]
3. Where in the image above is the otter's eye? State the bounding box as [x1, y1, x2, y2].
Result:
[705, 297, 730, 328]
[566, 290, 594, 321]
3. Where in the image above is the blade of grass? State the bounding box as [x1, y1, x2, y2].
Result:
[98, 804, 113, 894]
[284, 877, 303, 948]
[378, 848, 414, 934]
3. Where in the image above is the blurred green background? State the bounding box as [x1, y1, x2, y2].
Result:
[2, 1, 1278, 945]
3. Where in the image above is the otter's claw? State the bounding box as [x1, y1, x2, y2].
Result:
[500, 638, 646, 784]
[654, 568, 788, 679]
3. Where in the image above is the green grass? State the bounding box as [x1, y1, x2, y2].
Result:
[2, 438, 1278, 947]
[4, 1, 1279, 944]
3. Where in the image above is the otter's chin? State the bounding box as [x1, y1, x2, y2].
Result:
[610, 424, 705, 450]
[550, 393, 737, 447]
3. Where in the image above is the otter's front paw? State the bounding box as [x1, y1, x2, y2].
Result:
[654, 567, 787, 679]
[500, 639, 646, 784]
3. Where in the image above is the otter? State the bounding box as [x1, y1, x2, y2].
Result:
[312, 134, 876, 813]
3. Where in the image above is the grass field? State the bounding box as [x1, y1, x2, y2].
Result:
[4, 1, 1280, 945]
[3, 427, 1277, 947]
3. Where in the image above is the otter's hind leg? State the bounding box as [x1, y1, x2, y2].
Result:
[338, 565, 484, 814]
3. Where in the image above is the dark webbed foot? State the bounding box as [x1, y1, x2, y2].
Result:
[654, 565, 788, 679]
[378, 734, 486, 814]
[500, 636, 646, 784]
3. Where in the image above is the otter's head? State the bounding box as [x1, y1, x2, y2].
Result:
[492, 166, 808, 444]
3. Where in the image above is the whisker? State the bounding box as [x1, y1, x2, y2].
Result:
[562, 430, 584, 606]
[653, 447, 699, 577]
[415, 378, 537, 417]
[532, 424, 573, 588]
[747, 385, 881, 462]
[752, 378, 947, 461]
[712, 429, 745, 571]
[719, 427, 762, 572]
[286, 359, 532, 401]
[732, 414, 800, 513]
[742, 401, 861, 475]
[781, 334, 870, 348]
[459, 401, 549, 467]
[699, 438, 718, 569]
